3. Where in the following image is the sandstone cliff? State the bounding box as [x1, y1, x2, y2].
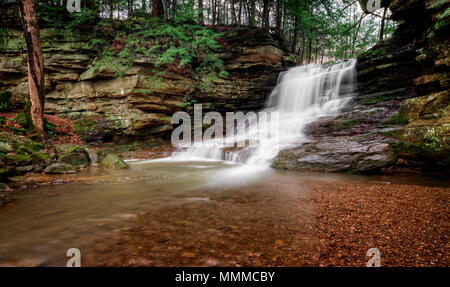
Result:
[0, 27, 296, 143]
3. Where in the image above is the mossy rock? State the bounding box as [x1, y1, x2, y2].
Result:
[101, 154, 128, 169]
[0, 132, 32, 150]
[54, 144, 85, 155]
[0, 167, 19, 181]
[59, 152, 89, 167]
[0, 141, 13, 153]
[3, 153, 32, 166]
[45, 162, 76, 174]
[73, 117, 115, 143]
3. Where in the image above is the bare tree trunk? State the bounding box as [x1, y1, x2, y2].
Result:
[172, 0, 177, 16]
[17, 0, 45, 137]
[250, 0, 255, 26]
[308, 38, 312, 64]
[238, 0, 242, 27]
[299, 36, 305, 64]
[198, 0, 204, 24]
[262, 0, 269, 28]
[276, 0, 281, 32]
[230, 0, 237, 24]
[212, 0, 217, 27]
[142, 0, 146, 11]
[379, 7, 387, 42]
[152, 0, 164, 18]
[291, 14, 298, 53]
[109, 0, 114, 18]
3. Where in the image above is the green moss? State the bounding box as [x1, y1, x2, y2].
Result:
[383, 112, 409, 125]
[59, 152, 89, 166]
[74, 118, 96, 132]
[101, 154, 128, 169]
[67, 145, 84, 154]
[0, 91, 12, 111]
[4, 153, 32, 165]
[359, 95, 385, 105]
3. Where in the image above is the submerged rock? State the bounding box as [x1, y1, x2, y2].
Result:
[45, 162, 76, 174]
[101, 154, 128, 169]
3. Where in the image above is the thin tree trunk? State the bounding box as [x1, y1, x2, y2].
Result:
[276, 0, 281, 32]
[198, 0, 204, 24]
[212, 0, 217, 26]
[308, 38, 312, 64]
[109, 0, 114, 18]
[17, 0, 45, 137]
[128, 0, 132, 16]
[300, 36, 305, 64]
[142, 0, 146, 10]
[238, 0, 242, 27]
[231, 0, 237, 24]
[379, 7, 387, 42]
[291, 14, 298, 53]
[250, 0, 255, 26]
[152, 0, 164, 18]
[262, 0, 269, 28]
[172, 0, 177, 16]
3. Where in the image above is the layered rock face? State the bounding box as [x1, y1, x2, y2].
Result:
[356, 0, 450, 170]
[0, 27, 295, 143]
[273, 0, 450, 173]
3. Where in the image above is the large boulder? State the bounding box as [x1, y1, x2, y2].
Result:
[101, 154, 128, 169]
[57, 145, 90, 167]
[45, 162, 76, 174]
[273, 137, 396, 173]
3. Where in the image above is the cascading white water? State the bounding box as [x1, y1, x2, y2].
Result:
[170, 60, 356, 179]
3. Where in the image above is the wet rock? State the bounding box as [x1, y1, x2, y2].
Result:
[56, 145, 90, 167]
[273, 137, 397, 173]
[0, 132, 33, 150]
[85, 148, 99, 165]
[59, 152, 90, 167]
[101, 154, 128, 169]
[17, 164, 39, 173]
[45, 162, 76, 174]
[0, 167, 19, 181]
[0, 192, 11, 207]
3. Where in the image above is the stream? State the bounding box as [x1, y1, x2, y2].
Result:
[0, 160, 446, 266]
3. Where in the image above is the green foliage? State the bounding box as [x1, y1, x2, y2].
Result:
[88, 3, 228, 90]
[383, 112, 409, 125]
[65, 8, 99, 29]
[0, 91, 12, 111]
[36, 4, 67, 27]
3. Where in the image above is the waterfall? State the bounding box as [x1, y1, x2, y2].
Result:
[169, 60, 356, 176]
